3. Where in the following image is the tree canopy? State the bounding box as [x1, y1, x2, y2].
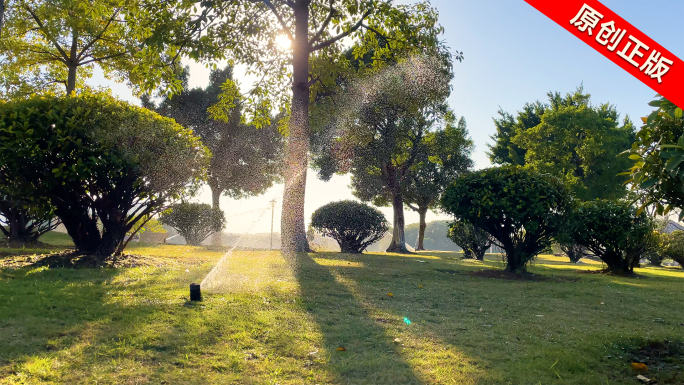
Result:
[625, 97, 684, 218]
[145, 65, 284, 211]
[0, 0, 182, 97]
[488, 87, 634, 200]
[158, 0, 457, 252]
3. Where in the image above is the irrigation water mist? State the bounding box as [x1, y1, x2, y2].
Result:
[199, 164, 308, 293]
[198, 55, 447, 293]
[199, 200, 273, 292]
[314, 55, 450, 148]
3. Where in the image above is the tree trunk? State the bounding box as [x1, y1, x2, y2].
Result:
[0, 204, 42, 245]
[210, 184, 222, 246]
[0, 0, 5, 37]
[56, 206, 101, 254]
[505, 251, 527, 273]
[281, 1, 311, 253]
[386, 191, 410, 253]
[97, 225, 127, 257]
[66, 66, 77, 95]
[415, 206, 428, 251]
[66, 29, 78, 94]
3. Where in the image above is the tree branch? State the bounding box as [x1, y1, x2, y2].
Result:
[77, 8, 121, 60]
[361, 23, 392, 40]
[79, 51, 128, 65]
[262, 0, 293, 41]
[22, 3, 70, 61]
[309, 9, 372, 52]
[406, 203, 419, 212]
[309, 0, 334, 45]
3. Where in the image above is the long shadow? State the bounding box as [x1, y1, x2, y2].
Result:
[0, 260, 233, 383]
[322, 251, 684, 384]
[0, 266, 124, 372]
[287, 252, 425, 384]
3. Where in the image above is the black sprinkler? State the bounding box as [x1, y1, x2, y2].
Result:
[190, 283, 202, 301]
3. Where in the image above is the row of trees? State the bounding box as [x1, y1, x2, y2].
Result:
[443, 92, 684, 275]
[442, 166, 660, 274]
[0, 0, 461, 256]
[312, 55, 473, 253]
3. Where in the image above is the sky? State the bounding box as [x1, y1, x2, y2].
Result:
[92, 0, 684, 235]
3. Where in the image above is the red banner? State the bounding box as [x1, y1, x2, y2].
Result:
[524, 0, 684, 109]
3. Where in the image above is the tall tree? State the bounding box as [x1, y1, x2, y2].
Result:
[168, 0, 454, 252]
[404, 116, 473, 250]
[145, 66, 284, 245]
[487, 102, 545, 166]
[0, 0, 182, 97]
[488, 87, 634, 200]
[513, 88, 634, 200]
[314, 57, 453, 253]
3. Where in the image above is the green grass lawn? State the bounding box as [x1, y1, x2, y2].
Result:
[1, 243, 684, 384]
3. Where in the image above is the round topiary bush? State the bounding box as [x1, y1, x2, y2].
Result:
[160, 202, 226, 246]
[566, 199, 656, 274]
[441, 166, 572, 272]
[310, 200, 389, 253]
[0, 92, 209, 257]
[447, 220, 491, 261]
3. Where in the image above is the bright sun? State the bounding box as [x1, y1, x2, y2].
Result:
[275, 34, 291, 50]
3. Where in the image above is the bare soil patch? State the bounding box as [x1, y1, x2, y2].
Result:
[0, 250, 169, 269]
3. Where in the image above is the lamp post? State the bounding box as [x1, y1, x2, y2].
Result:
[270, 198, 276, 250]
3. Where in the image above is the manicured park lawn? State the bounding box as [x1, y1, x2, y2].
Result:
[1, 242, 684, 384]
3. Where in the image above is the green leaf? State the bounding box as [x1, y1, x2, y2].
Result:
[639, 178, 658, 189]
[665, 156, 684, 172]
[676, 108, 683, 119]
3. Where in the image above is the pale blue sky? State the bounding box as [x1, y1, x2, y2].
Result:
[93, 1, 684, 234]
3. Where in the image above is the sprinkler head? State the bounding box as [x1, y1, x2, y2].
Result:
[190, 283, 202, 301]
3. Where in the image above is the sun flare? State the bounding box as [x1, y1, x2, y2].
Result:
[275, 34, 291, 50]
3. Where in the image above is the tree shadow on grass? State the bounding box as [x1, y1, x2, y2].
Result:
[0, 267, 123, 375]
[0, 263, 248, 383]
[286, 252, 425, 384]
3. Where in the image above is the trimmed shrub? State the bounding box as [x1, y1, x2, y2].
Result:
[160, 203, 225, 246]
[567, 200, 656, 274]
[441, 166, 572, 272]
[0, 93, 208, 256]
[310, 200, 389, 253]
[558, 243, 589, 263]
[661, 230, 684, 269]
[447, 220, 491, 260]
